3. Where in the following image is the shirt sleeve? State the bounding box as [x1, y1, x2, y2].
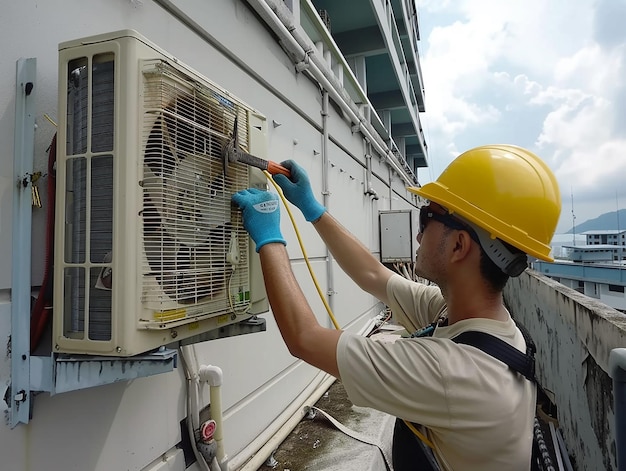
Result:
[385, 274, 447, 333]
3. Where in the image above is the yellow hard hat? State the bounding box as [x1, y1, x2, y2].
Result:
[408, 145, 561, 261]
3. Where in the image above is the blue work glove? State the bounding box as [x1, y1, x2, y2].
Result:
[231, 188, 286, 252]
[273, 160, 326, 222]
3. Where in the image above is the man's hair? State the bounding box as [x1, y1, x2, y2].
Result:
[479, 247, 510, 292]
[442, 224, 520, 291]
[446, 213, 527, 288]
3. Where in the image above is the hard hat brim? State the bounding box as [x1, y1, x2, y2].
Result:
[408, 183, 555, 262]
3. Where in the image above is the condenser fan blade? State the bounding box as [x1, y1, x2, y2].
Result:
[155, 224, 230, 304]
[145, 115, 177, 178]
[142, 91, 244, 308]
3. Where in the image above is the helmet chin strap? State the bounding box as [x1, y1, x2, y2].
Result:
[455, 215, 529, 277]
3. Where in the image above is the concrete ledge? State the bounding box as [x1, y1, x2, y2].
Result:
[505, 270, 626, 471]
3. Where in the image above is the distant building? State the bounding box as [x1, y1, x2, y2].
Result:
[533, 229, 626, 312]
[581, 229, 626, 246]
[549, 233, 586, 258]
[562, 244, 626, 262]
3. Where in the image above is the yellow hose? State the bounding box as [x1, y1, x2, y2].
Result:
[403, 420, 435, 449]
[263, 171, 341, 330]
[263, 173, 435, 451]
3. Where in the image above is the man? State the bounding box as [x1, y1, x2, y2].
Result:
[231, 145, 561, 470]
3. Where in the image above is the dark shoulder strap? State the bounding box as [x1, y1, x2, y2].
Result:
[452, 330, 536, 382]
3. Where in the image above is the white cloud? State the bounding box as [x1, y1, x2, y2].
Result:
[536, 90, 611, 148]
[416, 0, 626, 233]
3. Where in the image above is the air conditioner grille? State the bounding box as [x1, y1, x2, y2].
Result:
[141, 62, 251, 317]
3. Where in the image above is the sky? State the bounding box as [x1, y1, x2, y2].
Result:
[414, 0, 626, 234]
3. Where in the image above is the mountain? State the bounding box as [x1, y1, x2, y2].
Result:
[565, 208, 626, 234]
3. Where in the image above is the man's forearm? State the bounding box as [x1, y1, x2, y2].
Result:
[312, 212, 393, 302]
[259, 243, 341, 377]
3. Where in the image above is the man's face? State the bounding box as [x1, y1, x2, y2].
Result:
[414, 204, 452, 284]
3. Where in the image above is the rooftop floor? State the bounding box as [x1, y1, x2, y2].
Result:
[256, 379, 395, 471]
[256, 326, 401, 471]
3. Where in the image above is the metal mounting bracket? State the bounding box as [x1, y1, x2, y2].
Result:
[10, 57, 36, 428]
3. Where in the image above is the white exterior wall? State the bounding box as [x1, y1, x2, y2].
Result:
[0, 1, 419, 470]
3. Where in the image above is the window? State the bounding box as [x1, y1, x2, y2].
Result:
[608, 284, 625, 293]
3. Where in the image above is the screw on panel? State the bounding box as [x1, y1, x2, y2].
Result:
[171, 330, 178, 339]
[14, 390, 26, 403]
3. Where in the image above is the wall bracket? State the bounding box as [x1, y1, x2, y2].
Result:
[10, 57, 36, 428]
[28, 349, 178, 396]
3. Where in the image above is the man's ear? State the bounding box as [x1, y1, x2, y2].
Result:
[450, 230, 474, 262]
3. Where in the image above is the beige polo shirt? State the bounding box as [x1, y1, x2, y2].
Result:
[336, 274, 536, 471]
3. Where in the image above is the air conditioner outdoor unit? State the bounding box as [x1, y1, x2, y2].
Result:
[54, 30, 268, 356]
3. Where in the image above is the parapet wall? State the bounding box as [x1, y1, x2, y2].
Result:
[505, 270, 626, 471]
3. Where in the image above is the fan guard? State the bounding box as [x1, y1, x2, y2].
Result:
[142, 91, 240, 306]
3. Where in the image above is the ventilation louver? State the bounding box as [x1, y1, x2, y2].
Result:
[54, 30, 268, 356]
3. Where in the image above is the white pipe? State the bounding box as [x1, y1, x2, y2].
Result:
[228, 303, 385, 469]
[321, 89, 335, 325]
[228, 370, 332, 469]
[198, 364, 223, 386]
[230, 305, 383, 469]
[234, 307, 383, 470]
[179, 347, 211, 471]
[245, 0, 414, 184]
[235, 373, 337, 471]
[388, 165, 393, 208]
[198, 365, 228, 471]
[365, 140, 379, 199]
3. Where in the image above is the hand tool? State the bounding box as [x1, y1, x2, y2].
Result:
[222, 118, 290, 178]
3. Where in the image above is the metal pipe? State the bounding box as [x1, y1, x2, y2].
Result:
[245, 0, 413, 184]
[388, 165, 393, 209]
[321, 89, 329, 213]
[610, 348, 626, 470]
[320, 89, 335, 323]
[231, 372, 336, 470]
[364, 140, 379, 200]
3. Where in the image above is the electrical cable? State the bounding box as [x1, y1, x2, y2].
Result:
[263, 170, 340, 330]
[226, 267, 251, 316]
[30, 133, 57, 352]
[179, 347, 212, 471]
